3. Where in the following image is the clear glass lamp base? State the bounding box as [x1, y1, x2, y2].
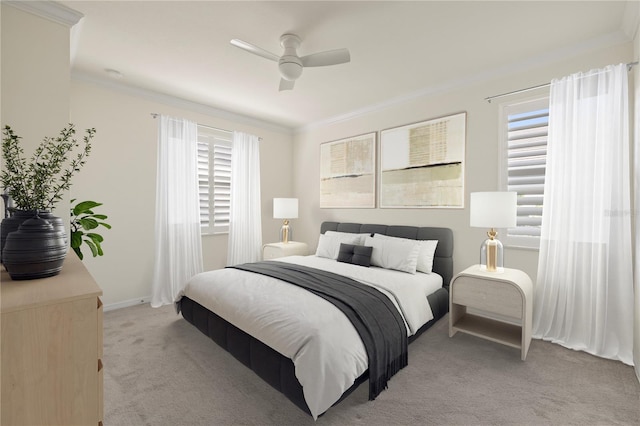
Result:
[480, 237, 504, 273]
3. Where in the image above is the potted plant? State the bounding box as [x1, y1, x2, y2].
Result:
[70, 199, 111, 260]
[0, 124, 96, 279]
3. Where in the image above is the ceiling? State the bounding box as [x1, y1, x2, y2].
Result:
[62, 1, 635, 131]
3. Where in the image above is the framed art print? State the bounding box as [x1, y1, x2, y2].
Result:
[320, 132, 376, 208]
[379, 112, 466, 208]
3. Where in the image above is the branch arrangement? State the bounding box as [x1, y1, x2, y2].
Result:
[1, 124, 96, 210]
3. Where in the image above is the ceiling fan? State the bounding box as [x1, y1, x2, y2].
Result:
[230, 33, 350, 91]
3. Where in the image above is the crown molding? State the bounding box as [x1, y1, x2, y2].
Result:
[296, 29, 631, 134]
[4, 1, 83, 27]
[71, 71, 293, 136]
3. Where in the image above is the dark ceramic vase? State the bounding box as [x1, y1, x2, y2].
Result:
[2, 213, 67, 280]
[1, 210, 66, 264]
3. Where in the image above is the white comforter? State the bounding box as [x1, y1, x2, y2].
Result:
[180, 255, 442, 419]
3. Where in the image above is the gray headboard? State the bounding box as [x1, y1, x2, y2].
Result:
[320, 221, 454, 289]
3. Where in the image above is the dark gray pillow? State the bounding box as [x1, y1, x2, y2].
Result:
[337, 243, 373, 267]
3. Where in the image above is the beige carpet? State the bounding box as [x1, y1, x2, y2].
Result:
[103, 304, 640, 425]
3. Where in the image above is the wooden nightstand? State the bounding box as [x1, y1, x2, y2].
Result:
[263, 241, 308, 260]
[449, 265, 533, 360]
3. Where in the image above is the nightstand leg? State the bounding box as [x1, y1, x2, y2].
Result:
[449, 304, 466, 337]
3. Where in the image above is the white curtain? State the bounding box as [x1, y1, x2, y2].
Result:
[227, 131, 262, 265]
[151, 115, 203, 307]
[533, 64, 634, 365]
[634, 60, 640, 381]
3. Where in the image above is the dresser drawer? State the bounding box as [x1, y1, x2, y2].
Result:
[452, 276, 523, 318]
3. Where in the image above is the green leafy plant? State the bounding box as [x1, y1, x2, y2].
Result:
[1, 124, 95, 210]
[70, 200, 111, 260]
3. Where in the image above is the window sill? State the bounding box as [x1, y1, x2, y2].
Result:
[201, 232, 229, 237]
[504, 244, 539, 252]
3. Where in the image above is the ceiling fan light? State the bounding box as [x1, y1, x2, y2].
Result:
[231, 33, 348, 89]
[279, 61, 303, 81]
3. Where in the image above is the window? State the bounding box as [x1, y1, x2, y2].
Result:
[499, 97, 549, 249]
[198, 126, 232, 234]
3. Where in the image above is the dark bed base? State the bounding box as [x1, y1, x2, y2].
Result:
[179, 287, 449, 415]
[179, 221, 453, 416]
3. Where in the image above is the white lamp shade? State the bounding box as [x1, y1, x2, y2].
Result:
[273, 198, 298, 219]
[470, 192, 517, 228]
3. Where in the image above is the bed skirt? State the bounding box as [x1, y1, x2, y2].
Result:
[178, 285, 449, 415]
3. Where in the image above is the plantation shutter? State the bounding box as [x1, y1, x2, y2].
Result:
[197, 141, 211, 228]
[197, 126, 232, 234]
[212, 141, 232, 232]
[501, 98, 549, 248]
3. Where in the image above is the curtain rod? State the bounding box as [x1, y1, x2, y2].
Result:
[485, 61, 638, 103]
[151, 113, 263, 141]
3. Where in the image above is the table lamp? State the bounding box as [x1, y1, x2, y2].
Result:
[470, 192, 517, 272]
[273, 198, 298, 243]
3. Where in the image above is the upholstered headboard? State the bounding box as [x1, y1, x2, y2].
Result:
[320, 221, 454, 289]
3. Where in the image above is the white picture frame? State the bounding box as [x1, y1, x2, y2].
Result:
[379, 112, 466, 208]
[320, 132, 376, 208]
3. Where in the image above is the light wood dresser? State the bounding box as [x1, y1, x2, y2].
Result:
[449, 264, 533, 360]
[1, 253, 104, 425]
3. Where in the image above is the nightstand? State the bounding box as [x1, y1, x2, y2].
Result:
[449, 265, 533, 360]
[263, 241, 308, 260]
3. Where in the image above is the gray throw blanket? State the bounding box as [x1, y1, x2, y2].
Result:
[228, 261, 408, 400]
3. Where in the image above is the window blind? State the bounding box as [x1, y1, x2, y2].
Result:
[212, 142, 231, 231]
[501, 98, 549, 248]
[197, 141, 211, 227]
[197, 126, 232, 234]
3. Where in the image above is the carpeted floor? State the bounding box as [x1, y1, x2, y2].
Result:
[103, 304, 640, 425]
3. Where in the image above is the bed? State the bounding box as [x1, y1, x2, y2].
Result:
[177, 221, 453, 418]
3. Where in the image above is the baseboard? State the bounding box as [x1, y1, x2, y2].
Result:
[104, 296, 151, 312]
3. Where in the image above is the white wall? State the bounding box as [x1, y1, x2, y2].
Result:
[1, 4, 72, 220]
[292, 42, 634, 284]
[70, 79, 293, 307]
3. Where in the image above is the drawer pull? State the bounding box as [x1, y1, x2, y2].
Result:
[98, 358, 103, 372]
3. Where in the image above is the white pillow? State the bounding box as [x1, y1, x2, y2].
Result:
[364, 235, 420, 274]
[315, 232, 363, 259]
[324, 231, 370, 245]
[373, 234, 439, 274]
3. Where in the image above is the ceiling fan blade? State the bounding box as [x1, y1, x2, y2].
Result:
[279, 78, 295, 91]
[300, 48, 350, 67]
[230, 39, 279, 62]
